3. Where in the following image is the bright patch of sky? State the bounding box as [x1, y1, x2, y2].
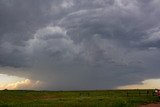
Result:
[0, 74, 26, 84]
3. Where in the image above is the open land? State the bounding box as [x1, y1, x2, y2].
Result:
[0, 89, 159, 107]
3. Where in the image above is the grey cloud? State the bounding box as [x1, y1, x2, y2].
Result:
[25, 26, 77, 66]
[1, 0, 160, 90]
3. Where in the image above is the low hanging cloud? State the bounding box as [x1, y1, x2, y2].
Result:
[0, 74, 41, 90]
[0, 0, 160, 90]
[0, 79, 28, 90]
[118, 79, 160, 89]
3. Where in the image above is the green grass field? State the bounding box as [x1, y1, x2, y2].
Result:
[0, 90, 159, 107]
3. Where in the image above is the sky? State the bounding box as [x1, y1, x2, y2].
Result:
[0, 0, 160, 90]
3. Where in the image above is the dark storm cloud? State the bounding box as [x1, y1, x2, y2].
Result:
[1, 0, 160, 90]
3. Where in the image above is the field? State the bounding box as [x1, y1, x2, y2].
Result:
[0, 90, 159, 107]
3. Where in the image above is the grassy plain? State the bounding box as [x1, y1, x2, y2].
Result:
[0, 89, 159, 107]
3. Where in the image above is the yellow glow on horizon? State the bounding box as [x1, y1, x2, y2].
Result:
[0, 74, 41, 90]
[118, 79, 160, 89]
[0, 74, 26, 84]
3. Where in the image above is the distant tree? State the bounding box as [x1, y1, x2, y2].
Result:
[3, 89, 8, 91]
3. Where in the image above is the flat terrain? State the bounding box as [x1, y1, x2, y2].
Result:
[0, 90, 159, 107]
[139, 103, 160, 107]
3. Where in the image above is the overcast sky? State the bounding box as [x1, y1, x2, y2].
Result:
[1, 0, 160, 90]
